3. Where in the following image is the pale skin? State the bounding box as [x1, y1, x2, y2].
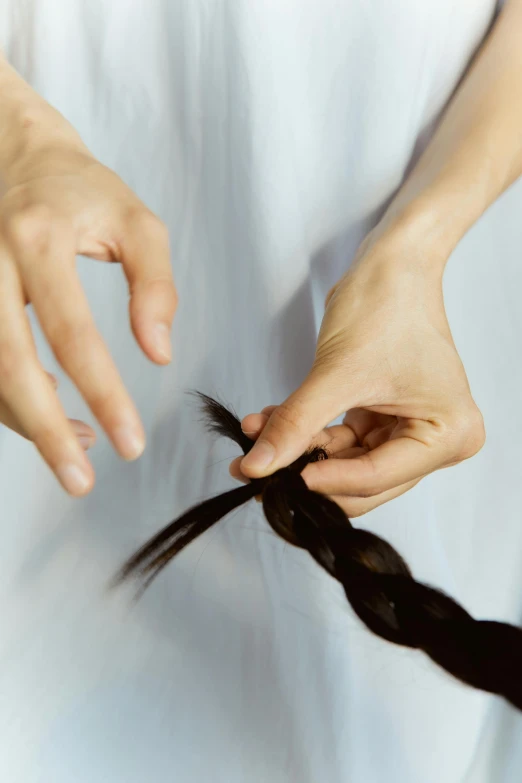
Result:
[0, 1, 521, 506]
[0, 57, 177, 495]
[231, 0, 522, 516]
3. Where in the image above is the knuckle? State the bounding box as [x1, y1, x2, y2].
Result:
[31, 422, 62, 452]
[328, 453, 383, 499]
[6, 204, 53, 249]
[356, 453, 384, 497]
[32, 423, 83, 465]
[130, 208, 168, 239]
[122, 204, 146, 230]
[272, 402, 307, 435]
[130, 276, 178, 316]
[451, 404, 486, 460]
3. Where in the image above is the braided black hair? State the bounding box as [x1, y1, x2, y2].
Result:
[115, 391, 522, 711]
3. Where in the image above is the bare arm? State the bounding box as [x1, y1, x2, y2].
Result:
[237, 2, 522, 512]
[373, 0, 522, 270]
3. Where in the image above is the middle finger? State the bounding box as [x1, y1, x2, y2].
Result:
[14, 222, 145, 460]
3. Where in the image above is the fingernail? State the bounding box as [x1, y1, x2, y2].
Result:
[241, 429, 258, 436]
[56, 463, 91, 495]
[78, 434, 95, 450]
[241, 441, 275, 472]
[153, 323, 171, 361]
[113, 425, 145, 460]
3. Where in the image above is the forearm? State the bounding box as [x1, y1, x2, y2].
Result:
[0, 53, 87, 183]
[373, 0, 522, 273]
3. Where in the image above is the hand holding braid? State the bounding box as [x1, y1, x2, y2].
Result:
[233, 234, 486, 518]
[115, 391, 522, 712]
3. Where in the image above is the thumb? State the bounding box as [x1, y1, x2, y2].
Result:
[239, 371, 347, 478]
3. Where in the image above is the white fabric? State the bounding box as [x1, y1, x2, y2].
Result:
[1, 1, 521, 781]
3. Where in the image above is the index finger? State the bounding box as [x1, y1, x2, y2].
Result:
[119, 209, 178, 365]
[15, 227, 146, 461]
[301, 433, 444, 498]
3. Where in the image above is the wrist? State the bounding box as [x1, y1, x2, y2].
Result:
[358, 202, 452, 283]
[360, 167, 494, 282]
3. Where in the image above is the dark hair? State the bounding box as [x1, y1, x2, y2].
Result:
[115, 391, 522, 711]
